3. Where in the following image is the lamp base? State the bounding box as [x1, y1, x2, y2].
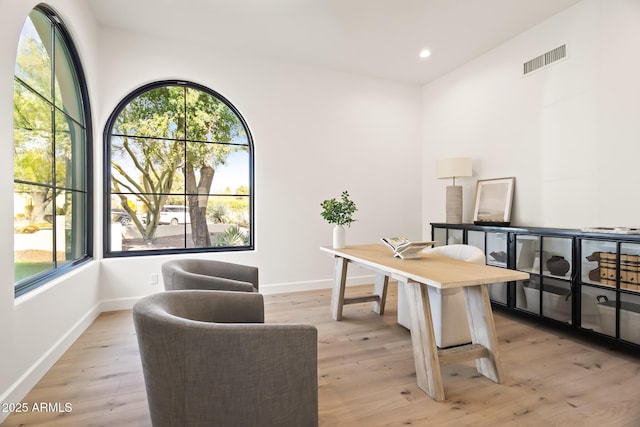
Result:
[445, 186, 463, 224]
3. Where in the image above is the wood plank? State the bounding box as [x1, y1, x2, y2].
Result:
[321, 244, 529, 290]
[404, 279, 445, 401]
[438, 343, 489, 367]
[4, 284, 640, 426]
[343, 295, 380, 305]
[463, 284, 503, 383]
[371, 272, 389, 315]
[330, 256, 349, 320]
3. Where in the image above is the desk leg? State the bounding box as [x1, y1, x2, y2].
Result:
[371, 272, 389, 315]
[463, 284, 504, 383]
[404, 279, 445, 401]
[330, 256, 349, 321]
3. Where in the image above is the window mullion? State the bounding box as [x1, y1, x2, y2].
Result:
[50, 22, 58, 267]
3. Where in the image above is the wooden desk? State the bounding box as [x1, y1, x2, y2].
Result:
[320, 244, 529, 401]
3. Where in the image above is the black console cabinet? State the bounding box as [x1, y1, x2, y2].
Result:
[431, 223, 640, 351]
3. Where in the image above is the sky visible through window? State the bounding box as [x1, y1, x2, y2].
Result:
[211, 150, 249, 193]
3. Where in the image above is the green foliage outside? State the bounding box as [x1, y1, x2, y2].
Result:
[14, 11, 76, 224]
[111, 84, 249, 246]
[13, 9, 89, 285]
[214, 225, 249, 247]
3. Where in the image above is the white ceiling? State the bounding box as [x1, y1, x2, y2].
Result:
[86, 0, 582, 85]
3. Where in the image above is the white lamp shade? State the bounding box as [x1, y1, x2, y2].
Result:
[436, 157, 472, 179]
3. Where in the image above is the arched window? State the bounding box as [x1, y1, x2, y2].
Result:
[13, 5, 92, 296]
[104, 81, 254, 256]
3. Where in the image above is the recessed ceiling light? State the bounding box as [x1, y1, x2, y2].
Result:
[419, 49, 431, 59]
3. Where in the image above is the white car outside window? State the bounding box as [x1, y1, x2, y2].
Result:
[159, 206, 191, 225]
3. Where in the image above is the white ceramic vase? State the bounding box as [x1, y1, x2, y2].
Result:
[333, 225, 345, 249]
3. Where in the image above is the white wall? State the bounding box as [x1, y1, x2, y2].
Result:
[0, 0, 103, 419]
[96, 28, 423, 302]
[422, 0, 640, 230]
[0, 1, 422, 415]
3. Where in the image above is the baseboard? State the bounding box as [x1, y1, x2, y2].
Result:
[98, 296, 144, 312]
[259, 274, 376, 295]
[0, 303, 102, 424]
[94, 275, 378, 302]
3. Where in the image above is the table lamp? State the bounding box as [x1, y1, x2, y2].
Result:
[436, 157, 472, 224]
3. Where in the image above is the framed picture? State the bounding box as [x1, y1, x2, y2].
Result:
[472, 177, 515, 225]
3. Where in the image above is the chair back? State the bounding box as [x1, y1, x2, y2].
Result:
[426, 244, 485, 264]
[162, 258, 258, 292]
[133, 290, 318, 427]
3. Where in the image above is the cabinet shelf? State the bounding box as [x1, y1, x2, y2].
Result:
[431, 223, 640, 351]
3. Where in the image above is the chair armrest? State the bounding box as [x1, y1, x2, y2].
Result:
[207, 261, 259, 290]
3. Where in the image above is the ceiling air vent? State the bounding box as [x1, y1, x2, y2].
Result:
[523, 44, 566, 75]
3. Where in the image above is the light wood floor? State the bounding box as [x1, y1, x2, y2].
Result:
[4, 283, 640, 426]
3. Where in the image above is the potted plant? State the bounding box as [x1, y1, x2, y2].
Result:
[320, 191, 357, 248]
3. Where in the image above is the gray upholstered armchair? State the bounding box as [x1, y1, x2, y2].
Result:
[161, 259, 258, 292]
[133, 290, 318, 427]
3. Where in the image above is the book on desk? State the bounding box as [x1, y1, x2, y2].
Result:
[381, 237, 436, 259]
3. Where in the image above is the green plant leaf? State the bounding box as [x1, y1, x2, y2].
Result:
[320, 190, 357, 227]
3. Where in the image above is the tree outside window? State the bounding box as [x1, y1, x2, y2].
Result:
[105, 81, 253, 255]
[13, 6, 92, 296]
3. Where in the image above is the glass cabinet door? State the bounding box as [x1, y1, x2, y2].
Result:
[433, 227, 447, 247]
[586, 242, 640, 343]
[540, 236, 572, 324]
[619, 243, 640, 293]
[486, 232, 508, 304]
[520, 278, 572, 324]
[580, 239, 618, 336]
[515, 235, 539, 312]
[540, 278, 572, 323]
[618, 243, 640, 344]
[541, 236, 572, 278]
[519, 276, 540, 315]
[447, 228, 464, 245]
[619, 292, 640, 345]
[467, 230, 485, 252]
[433, 227, 463, 247]
[581, 239, 616, 287]
[515, 235, 539, 273]
[486, 232, 508, 267]
[590, 290, 640, 344]
[584, 286, 616, 335]
[516, 235, 572, 324]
